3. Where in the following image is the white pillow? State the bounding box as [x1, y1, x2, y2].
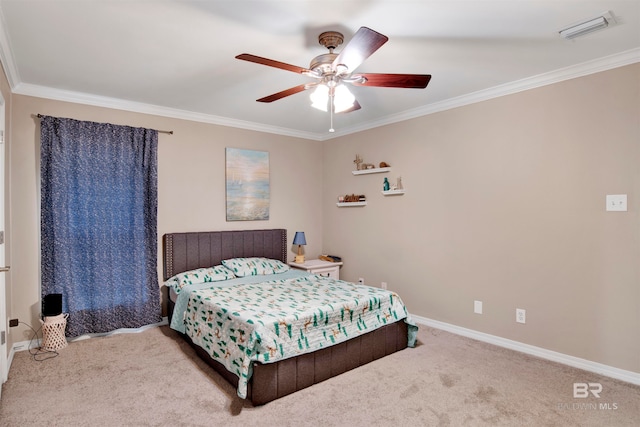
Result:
[164, 265, 236, 293]
[221, 257, 289, 277]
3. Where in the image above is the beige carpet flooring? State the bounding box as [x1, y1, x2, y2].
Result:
[0, 325, 638, 426]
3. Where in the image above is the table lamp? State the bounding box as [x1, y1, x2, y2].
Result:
[293, 231, 306, 263]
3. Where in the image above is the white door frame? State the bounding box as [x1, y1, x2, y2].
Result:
[0, 92, 7, 394]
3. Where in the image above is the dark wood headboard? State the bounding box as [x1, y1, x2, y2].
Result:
[162, 229, 288, 281]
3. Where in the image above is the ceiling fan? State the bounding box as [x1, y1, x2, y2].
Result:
[236, 26, 431, 131]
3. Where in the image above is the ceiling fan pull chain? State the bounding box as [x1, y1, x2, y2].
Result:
[329, 96, 335, 132]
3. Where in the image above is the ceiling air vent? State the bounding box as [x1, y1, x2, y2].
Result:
[559, 11, 616, 40]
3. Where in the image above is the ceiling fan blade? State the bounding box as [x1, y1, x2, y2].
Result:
[256, 84, 309, 103]
[336, 100, 361, 114]
[332, 27, 388, 73]
[352, 73, 432, 89]
[236, 53, 311, 74]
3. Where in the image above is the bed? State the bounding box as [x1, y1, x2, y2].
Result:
[163, 229, 416, 405]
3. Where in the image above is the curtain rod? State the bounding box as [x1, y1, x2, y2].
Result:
[36, 114, 173, 135]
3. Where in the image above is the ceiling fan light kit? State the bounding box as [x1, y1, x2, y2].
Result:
[236, 26, 431, 132]
[310, 84, 355, 113]
[559, 11, 615, 40]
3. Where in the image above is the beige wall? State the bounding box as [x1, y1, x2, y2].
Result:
[322, 63, 640, 373]
[4, 63, 639, 375]
[8, 95, 323, 347]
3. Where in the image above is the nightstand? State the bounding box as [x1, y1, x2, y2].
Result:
[289, 259, 343, 280]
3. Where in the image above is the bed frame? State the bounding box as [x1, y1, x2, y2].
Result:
[163, 229, 408, 405]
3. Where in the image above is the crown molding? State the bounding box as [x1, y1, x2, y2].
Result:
[0, 6, 20, 88]
[13, 83, 323, 141]
[5, 44, 639, 141]
[331, 47, 640, 139]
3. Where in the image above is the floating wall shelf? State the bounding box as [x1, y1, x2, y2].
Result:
[336, 202, 367, 207]
[352, 167, 390, 176]
[382, 190, 405, 196]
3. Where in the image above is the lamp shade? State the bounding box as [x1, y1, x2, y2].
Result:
[333, 85, 355, 113]
[310, 85, 329, 111]
[293, 231, 306, 246]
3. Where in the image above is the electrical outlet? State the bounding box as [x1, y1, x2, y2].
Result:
[474, 300, 483, 314]
[606, 194, 627, 212]
[358, 277, 364, 285]
[516, 309, 526, 324]
[381, 282, 387, 290]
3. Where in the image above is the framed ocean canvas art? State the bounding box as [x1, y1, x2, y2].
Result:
[225, 148, 270, 221]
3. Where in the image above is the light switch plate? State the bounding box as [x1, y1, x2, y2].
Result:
[474, 300, 482, 314]
[606, 194, 627, 212]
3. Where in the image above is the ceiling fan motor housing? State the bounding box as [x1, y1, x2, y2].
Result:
[310, 31, 344, 75]
[310, 53, 338, 74]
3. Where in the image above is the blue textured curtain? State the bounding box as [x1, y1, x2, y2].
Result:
[40, 116, 162, 337]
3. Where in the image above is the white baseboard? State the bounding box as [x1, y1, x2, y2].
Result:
[7, 337, 40, 380]
[7, 317, 168, 375]
[411, 314, 640, 386]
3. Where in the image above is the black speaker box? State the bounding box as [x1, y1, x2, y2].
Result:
[42, 293, 63, 317]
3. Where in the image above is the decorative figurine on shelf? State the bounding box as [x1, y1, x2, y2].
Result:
[396, 176, 403, 190]
[354, 154, 364, 171]
[379, 161, 390, 168]
[383, 177, 390, 191]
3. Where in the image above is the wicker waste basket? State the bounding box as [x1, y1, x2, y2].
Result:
[40, 313, 68, 351]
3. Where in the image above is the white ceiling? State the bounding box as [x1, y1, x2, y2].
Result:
[0, 1, 638, 140]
